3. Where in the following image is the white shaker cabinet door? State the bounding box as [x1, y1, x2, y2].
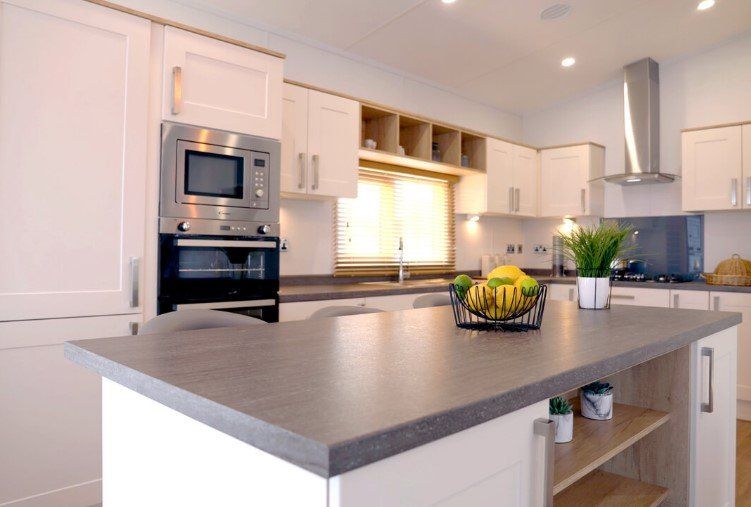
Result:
[0, 0, 149, 320]
[162, 26, 283, 139]
[281, 83, 309, 194]
[744, 124, 751, 209]
[513, 145, 539, 217]
[539, 146, 588, 217]
[485, 138, 514, 214]
[712, 292, 751, 405]
[682, 126, 743, 211]
[307, 90, 359, 198]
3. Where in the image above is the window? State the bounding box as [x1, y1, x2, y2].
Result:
[335, 168, 455, 276]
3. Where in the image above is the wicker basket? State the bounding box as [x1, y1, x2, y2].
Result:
[703, 254, 751, 286]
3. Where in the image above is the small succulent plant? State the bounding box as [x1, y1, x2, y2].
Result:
[549, 396, 573, 415]
[582, 381, 613, 395]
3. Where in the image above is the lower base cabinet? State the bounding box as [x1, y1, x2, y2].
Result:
[279, 292, 441, 322]
[0, 314, 140, 507]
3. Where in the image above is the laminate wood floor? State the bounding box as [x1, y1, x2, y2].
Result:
[739, 420, 751, 505]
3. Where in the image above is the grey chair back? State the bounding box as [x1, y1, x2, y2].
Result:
[308, 306, 383, 320]
[138, 309, 266, 335]
[412, 293, 451, 309]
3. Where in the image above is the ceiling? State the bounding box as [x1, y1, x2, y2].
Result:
[176, 0, 751, 114]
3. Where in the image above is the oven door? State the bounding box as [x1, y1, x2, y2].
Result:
[158, 235, 279, 305]
[175, 140, 253, 208]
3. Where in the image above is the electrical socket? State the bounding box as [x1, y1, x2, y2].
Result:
[517, 244, 523, 254]
[280, 238, 289, 252]
[532, 244, 548, 255]
[506, 244, 516, 254]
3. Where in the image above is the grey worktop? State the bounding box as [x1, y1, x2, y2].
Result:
[279, 276, 751, 303]
[65, 303, 741, 478]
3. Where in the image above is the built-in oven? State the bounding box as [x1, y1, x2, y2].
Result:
[160, 122, 280, 225]
[158, 218, 280, 322]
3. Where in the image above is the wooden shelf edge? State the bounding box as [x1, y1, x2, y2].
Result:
[554, 470, 668, 507]
[358, 148, 482, 177]
[553, 402, 670, 494]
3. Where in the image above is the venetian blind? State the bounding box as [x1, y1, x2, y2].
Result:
[335, 168, 456, 276]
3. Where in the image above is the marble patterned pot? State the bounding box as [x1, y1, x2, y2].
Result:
[576, 276, 610, 309]
[550, 412, 573, 443]
[580, 391, 613, 420]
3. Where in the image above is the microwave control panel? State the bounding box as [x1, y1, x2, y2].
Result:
[250, 152, 270, 209]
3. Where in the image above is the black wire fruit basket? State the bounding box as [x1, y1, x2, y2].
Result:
[449, 283, 548, 331]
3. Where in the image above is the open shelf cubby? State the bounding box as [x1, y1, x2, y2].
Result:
[361, 105, 398, 153]
[399, 115, 431, 160]
[431, 124, 461, 166]
[555, 470, 668, 507]
[460, 131, 486, 171]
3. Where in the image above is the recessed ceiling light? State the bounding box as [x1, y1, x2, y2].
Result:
[442, 0, 457, 4]
[561, 57, 576, 67]
[697, 0, 715, 10]
[540, 4, 571, 20]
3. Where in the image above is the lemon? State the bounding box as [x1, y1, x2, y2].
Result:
[466, 283, 498, 318]
[495, 285, 520, 318]
[487, 265, 525, 283]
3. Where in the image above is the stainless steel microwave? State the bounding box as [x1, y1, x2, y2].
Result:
[160, 122, 280, 223]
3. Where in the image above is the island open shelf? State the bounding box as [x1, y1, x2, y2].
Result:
[555, 470, 669, 506]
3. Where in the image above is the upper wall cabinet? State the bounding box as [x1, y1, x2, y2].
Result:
[162, 26, 283, 139]
[281, 84, 359, 198]
[0, 0, 149, 321]
[682, 125, 750, 211]
[539, 144, 605, 218]
[455, 138, 538, 217]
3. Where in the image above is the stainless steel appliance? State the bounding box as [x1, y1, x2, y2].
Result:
[160, 122, 280, 227]
[159, 122, 281, 321]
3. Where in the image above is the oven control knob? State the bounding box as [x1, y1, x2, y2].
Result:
[177, 221, 191, 232]
[258, 224, 271, 235]
[255, 188, 264, 198]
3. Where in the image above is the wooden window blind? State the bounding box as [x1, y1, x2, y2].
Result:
[335, 168, 456, 276]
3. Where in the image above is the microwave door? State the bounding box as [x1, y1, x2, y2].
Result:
[175, 140, 253, 208]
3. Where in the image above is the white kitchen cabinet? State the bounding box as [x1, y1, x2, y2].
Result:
[329, 401, 549, 506]
[745, 124, 751, 208]
[711, 292, 751, 408]
[162, 26, 283, 139]
[691, 326, 737, 506]
[364, 292, 441, 311]
[0, 314, 140, 506]
[0, 0, 149, 321]
[455, 139, 538, 217]
[609, 287, 670, 307]
[548, 283, 577, 302]
[670, 290, 709, 310]
[682, 126, 744, 211]
[279, 297, 366, 322]
[281, 84, 359, 198]
[539, 144, 605, 218]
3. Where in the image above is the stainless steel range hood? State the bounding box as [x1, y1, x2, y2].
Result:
[602, 58, 677, 185]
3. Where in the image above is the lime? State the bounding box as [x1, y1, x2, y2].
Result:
[453, 274, 473, 298]
[515, 276, 539, 297]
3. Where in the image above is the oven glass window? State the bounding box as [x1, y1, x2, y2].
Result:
[177, 248, 266, 280]
[184, 150, 243, 198]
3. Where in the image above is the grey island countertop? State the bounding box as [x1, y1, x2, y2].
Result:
[65, 303, 741, 478]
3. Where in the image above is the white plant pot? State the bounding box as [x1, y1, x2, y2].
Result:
[550, 412, 573, 443]
[580, 391, 613, 420]
[576, 276, 610, 309]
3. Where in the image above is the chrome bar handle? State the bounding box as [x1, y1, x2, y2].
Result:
[515, 188, 520, 212]
[673, 293, 680, 308]
[746, 177, 751, 206]
[580, 188, 586, 214]
[312, 154, 320, 190]
[534, 418, 555, 507]
[171, 66, 183, 115]
[508, 187, 514, 213]
[129, 257, 140, 308]
[297, 152, 306, 189]
[129, 322, 139, 336]
[731, 178, 738, 206]
[713, 295, 720, 311]
[701, 347, 714, 413]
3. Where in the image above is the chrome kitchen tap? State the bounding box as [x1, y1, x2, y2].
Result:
[398, 236, 410, 284]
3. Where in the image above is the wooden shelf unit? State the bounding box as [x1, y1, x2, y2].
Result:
[460, 131, 486, 170]
[554, 470, 668, 506]
[554, 401, 670, 495]
[431, 124, 461, 166]
[399, 115, 431, 159]
[361, 105, 398, 153]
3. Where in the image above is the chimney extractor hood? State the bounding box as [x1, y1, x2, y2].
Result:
[602, 58, 677, 185]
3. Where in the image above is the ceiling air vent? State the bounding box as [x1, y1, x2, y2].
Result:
[540, 4, 571, 20]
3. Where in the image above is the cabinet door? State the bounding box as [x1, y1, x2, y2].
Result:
[0, 0, 148, 321]
[682, 126, 742, 211]
[279, 297, 366, 322]
[281, 84, 309, 194]
[712, 292, 751, 404]
[329, 401, 549, 506]
[0, 314, 140, 506]
[485, 138, 514, 214]
[162, 27, 283, 139]
[691, 326, 737, 507]
[744, 124, 751, 209]
[670, 290, 709, 310]
[307, 91, 359, 198]
[548, 284, 576, 302]
[364, 292, 441, 312]
[540, 146, 587, 217]
[610, 287, 669, 307]
[513, 145, 538, 217]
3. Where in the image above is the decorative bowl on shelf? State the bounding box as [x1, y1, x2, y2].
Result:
[449, 283, 548, 332]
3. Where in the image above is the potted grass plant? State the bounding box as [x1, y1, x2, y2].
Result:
[557, 221, 634, 309]
[549, 396, 573, 443]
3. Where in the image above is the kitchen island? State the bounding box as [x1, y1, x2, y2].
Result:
[65, 302, 741, 506]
